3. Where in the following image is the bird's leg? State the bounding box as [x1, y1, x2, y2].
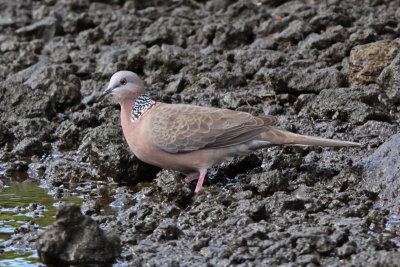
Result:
[184, 175, 198, 183]
[195, 171, 207, 193]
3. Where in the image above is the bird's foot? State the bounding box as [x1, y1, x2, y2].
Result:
[195, 171, 207, 193]
[184, 175, 198, 183]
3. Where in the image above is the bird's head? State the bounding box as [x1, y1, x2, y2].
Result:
[101, 71, 145, 102]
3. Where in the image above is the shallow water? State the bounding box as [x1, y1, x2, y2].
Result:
[0, 181, 83, 266]
[384, 214, 400, 247]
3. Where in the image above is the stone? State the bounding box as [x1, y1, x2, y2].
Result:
[12, 138, 45, 157]
[156, 170, 193, 205]
[362, 134, 400, 213]
[37, 203, 121, 265]
[12, 118, 53, 141]
[44, 157, 92, 186]
[378, 53, 400, 103]
[0, 122, 11, 145]
[78, 124, 160, 184]
[349, 40, 400, 86]
[304, 86, 386, 123]
[55, 120, 80, 149]
[16, 17, 62, 41]
[249, 170, 288, 196]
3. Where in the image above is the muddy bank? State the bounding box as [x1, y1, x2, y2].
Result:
[0, 0, 400, 265]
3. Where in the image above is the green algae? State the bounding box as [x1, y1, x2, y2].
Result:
[0, 182, 83, 265]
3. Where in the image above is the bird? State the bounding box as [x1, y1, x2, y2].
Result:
[101, 71, 360, 193]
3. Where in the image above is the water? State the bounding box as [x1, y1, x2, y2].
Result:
[384, 214, 400, 247]
[0, 181, 83, 266]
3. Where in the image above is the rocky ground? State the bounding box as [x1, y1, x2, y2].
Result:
[1, 0, 400, 266]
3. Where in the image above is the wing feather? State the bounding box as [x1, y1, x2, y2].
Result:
[149, 104, 278, 153]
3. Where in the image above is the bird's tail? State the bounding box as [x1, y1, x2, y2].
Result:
[260, 129, 361, 147]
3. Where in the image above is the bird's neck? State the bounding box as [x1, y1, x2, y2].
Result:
[125, 94, 155, 121]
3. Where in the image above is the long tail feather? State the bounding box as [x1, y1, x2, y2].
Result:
[261, 129, 361, 147]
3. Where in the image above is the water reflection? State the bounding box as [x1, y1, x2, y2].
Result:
[0, 182, 82, 265]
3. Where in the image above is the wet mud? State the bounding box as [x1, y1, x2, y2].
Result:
[1, 0, 400, 266]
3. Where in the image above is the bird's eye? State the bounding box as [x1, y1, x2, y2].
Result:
[120, 78, 127, 85]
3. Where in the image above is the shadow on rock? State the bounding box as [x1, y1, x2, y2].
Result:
[78, 124, 160, 184]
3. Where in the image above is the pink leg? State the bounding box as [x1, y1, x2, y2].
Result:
[184, 175, 198, 183]
[195, 171, 207, 193]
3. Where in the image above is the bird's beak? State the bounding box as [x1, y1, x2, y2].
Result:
[100, 88, 113, 99]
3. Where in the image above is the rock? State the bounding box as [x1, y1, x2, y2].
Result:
[309, 8, 351, 29]
[213, 21, 254, 49]
[95, 49, 127, 77]
[37, 203, 121, 265]
[16, 17, 62, 41]
[296, 254, 320, 265]
[2, 63, 81, 121]
[298, 25, 349, 52]
[0, 122, 11, 145]
[142, 17, 192, 47]
[337, 241, 357, 258]
[351, 251, 400, 266]
[0, 2, 30, 27]
[152, 219, 182, 241]
[44, 157, 92, 186]
[277, 20, 313, 43]
[304, 86, 387, 123]
[55, 120, 80, 149]
[165, 74, 186, 94]
[0, 221, 39, 251]
[70, 107, 102, 128]
[249, 170, 288, 196]
[129, 0, 166, 9]
[233, 199, 268, 222]
[349, 40, 400, 86]
[81, 199, 102, 216]
[378, 53, 400, 104]
[354, 120, 398, 139]
[126, 44, 147, 75]
[1, 0, 400, 266]
[23, 64, 81, 111]
[144, 44, 185, 75]
[78, 124, 160, 184]
[12, 138, 46, 157]
[348, 28, 377, 46]
[76, 27, 104, 46]
[228, 49, 284, 76]
[362, 134, 400, 213]
[256, 65, 346, 94]
[156, 170, 193, 205]
[250, 38, 277, 50]
[41, 37, 75, 63]
[62, 12, 96, 34]
[0, 80, 53, 122]
[287, 66, 346, 94]
[12, 118, 53, 141]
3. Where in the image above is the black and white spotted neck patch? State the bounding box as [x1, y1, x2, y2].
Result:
[132, 94, 156, 121]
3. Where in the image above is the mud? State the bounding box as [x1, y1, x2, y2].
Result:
[0, 0, 400, 266]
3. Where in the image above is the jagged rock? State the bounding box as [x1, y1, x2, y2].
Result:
[349, 40, 400, 86]
[37, 203, 121, 265]
[78, 124, 160, 184]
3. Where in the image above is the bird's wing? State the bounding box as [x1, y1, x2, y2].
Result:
[149, 104, 278, 153]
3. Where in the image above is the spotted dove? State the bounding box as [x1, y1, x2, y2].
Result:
[102, 71, 360, 193]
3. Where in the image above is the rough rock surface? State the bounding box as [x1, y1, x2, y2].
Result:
[362, 134, 400, 213]
[349, 40, 400, 86]
[77, 124, 160, 184]
[378, 53, 400, 104]
[0, 0, 399, 266]
[36, 203, 121, 266]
